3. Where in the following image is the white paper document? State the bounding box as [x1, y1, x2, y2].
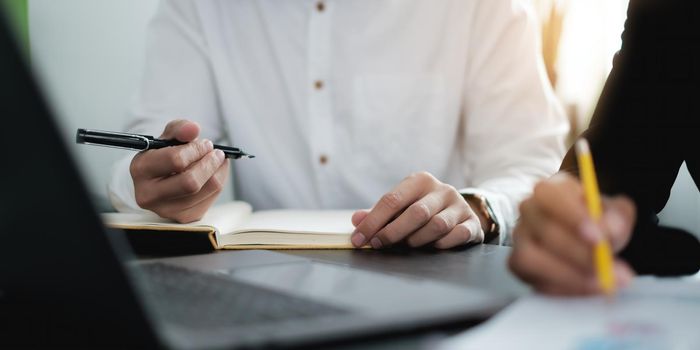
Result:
[440, 275, 700, 350]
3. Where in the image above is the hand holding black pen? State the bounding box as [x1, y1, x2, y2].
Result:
[76, 129, 254, 159]
[80, 120, 249, 223]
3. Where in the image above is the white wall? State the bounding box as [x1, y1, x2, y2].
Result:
[28, 0, 158, 203]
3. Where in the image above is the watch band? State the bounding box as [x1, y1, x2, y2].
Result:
[461, 193, 500, 243]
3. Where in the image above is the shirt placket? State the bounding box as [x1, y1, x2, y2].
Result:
[307, 0, 334, 207]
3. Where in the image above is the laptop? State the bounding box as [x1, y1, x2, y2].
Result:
[0, 13, 507, 349]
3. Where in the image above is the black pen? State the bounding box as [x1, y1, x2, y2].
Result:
[76, 129, 255, 159]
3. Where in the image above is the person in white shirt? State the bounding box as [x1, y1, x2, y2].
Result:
[109, 0, 567, 249]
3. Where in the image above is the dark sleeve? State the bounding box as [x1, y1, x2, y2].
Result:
[560, 0, 700, 276]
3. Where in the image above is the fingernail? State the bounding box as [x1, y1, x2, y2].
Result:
[351, 232, 366, 247]
[370, 237, 383, 249]
[215, 149, 225, 160]
[579, 219, 603, 243]
[615, 263, 634, 288]
[203, 139, 213, 150]
[604, 209, 627, 237]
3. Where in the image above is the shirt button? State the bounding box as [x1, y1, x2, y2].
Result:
[314, 80, 324, 90]
[319, 154, 329, 165]
[316, 1, 325, 12]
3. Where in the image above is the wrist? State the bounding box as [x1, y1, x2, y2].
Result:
[461, 192, 500, 243]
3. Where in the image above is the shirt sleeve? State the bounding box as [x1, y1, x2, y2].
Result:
[108, 0, 224, 212]
[460, 0, 568, 245]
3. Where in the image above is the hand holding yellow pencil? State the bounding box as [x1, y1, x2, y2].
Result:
[509, 138, 637, 296]
[575, 139, 616, 296]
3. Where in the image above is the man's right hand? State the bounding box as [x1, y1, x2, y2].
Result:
[129, 119, 229, 223]
[509, 173, 637, 295]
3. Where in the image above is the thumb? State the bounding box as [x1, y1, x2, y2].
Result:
[602, 196, 636, 252]
[160, 119, 200, 142]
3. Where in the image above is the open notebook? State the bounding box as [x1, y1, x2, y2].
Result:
[101, 201, 358, 250]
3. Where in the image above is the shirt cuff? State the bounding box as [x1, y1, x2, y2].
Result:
[107, 154, 150, 214]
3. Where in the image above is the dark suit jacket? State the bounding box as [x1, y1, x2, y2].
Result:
[560, 0, 700, 275]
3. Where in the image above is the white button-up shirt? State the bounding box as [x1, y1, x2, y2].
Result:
[109, 0, 568, 244]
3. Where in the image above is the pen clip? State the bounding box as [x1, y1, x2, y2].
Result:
[77, 129, 151, 151]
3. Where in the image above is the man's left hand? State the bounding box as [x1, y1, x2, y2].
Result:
[350, 172, 484, 249]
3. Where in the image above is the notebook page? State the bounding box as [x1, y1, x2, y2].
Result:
[233, 210, 355, 234]
[102, 201, 252, 235]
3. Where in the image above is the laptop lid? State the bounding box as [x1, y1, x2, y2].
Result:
[0, 11, 158, 348]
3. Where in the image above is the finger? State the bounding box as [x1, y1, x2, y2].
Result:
[171, 158, 229, 208]
[614, 260, 635, 289]
[517, 197, 542, 234]
[533, 220, 594, 274]
[510, 219, 528, 246]
[536, 283, 599, 297]
[138, 149, 225, 206]
[155, 188, 220, 223]
[149, 160, 229, 222]
[372, 191, 447, 248]
[351, 210, 369, 227]
[351, 172, 433, 247]
[531, 173, 588, 230]
[160, 119, 200, 142]
[602, 196, 636, 251]
[508, 232, 600, 295]
[538, 260, 635, 296]
[433, 216, 482, 249]
[406, 203, 468, 247]
[159, 149, 225, 198]
[519, 198, 593, 273]
[132, 139, 214, 178]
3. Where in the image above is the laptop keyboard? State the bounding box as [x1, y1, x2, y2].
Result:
[132, 263, 349, 330]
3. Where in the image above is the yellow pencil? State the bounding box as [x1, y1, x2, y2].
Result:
[575, 139, 616, 296]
